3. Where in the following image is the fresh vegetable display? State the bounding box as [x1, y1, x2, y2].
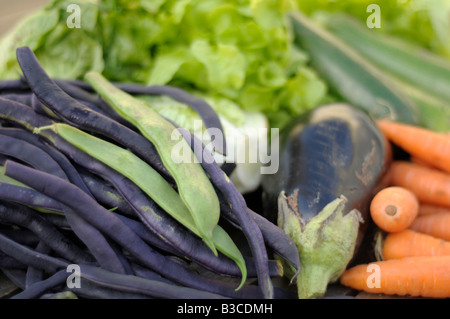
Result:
[340, 120, 450, 298]
[0, 47, 299, 299]
[0, 0, 329, 131]
[0, 0, 450, 301]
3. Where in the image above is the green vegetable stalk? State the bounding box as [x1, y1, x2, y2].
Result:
[277, 192, 362, 299]
[323, 14, 450, 132]
[296, 0, 450, 59]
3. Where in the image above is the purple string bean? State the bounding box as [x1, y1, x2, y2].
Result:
[4, 160, 280, 298]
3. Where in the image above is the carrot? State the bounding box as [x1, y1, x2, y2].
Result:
[382, 229, 450, 260]
[339, 256, 450, 298]
[377, 120, 450, 174]
[370, 186, 419, 232]
[388, 161, 450, 208]
[410, 156, 436, 169]
[410, 212, 450, 241]
[418, 204, 450, 216]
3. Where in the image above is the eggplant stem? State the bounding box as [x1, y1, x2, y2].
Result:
[277, 193, 362, 299]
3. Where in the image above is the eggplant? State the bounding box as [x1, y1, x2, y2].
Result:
[261, 103, 391, 298]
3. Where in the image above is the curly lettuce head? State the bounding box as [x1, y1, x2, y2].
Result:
[0, 0, 328, 129]
[0, 0, 104, 80]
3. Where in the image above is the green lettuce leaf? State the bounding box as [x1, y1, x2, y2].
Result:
[3, 0, 447, 131]
[0, 0, 330, 130]
[0, 7, 59, 78]
[0, 0, 103, 79]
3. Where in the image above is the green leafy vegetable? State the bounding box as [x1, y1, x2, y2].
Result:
[0, 1, 103, 79]
[296, 0, 450, 59]
[1, 0, 449, 130]
[0, 0, 328, 129]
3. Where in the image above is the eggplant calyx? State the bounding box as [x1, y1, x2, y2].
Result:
[277, 192, 362, 299]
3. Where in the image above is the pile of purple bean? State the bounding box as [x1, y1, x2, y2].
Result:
[0, 47, 300, 299]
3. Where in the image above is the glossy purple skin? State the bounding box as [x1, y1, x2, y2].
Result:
[262, 103, 391, 250]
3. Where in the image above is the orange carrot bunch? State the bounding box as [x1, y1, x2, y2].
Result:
[340, 120, 450, 298]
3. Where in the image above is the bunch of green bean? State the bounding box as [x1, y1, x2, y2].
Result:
[0, 46, 300, 299]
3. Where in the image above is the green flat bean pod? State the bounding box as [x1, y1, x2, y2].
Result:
[85, 72, 220, 253]
[41, 123, 247, 290]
